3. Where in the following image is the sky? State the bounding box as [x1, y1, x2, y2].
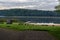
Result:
[0, 0, 59, 11]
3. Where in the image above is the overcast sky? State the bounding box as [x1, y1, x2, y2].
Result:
[0, 0, 59, 11]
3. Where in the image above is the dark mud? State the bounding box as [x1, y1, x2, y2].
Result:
[0, 28, 56, 40]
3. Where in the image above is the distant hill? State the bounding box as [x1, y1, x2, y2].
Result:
[0, 9, 60, 17]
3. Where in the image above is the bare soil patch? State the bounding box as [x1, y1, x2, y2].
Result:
[0, 28, 56, 40]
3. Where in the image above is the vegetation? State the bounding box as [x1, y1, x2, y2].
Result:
[0, 23, 60, 40]
[55, 1, 60, 14]
[54, 5, 60, 14]
[55, 5, 60, 10]
[55, 9, 60, 13]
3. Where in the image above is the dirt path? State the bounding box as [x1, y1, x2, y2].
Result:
[0, 28, 56, 40]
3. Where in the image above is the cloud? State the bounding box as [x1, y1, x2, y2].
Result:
[0, 0, 59, 11]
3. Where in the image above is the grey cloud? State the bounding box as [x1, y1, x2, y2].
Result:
[0, 0, 59, 10]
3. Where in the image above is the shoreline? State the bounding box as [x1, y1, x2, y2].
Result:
[25, 22, 60, 26]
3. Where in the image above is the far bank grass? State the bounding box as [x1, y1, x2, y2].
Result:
[0, 23, 60, 40]
[0, 23, 59, 31]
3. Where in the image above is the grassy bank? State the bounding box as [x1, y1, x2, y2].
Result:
[0, 23, 60, 40]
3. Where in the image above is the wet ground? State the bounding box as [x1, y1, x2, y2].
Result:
[0, 28, 56, 40]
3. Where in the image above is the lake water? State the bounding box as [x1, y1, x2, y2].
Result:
[1, 11, 60, 23]
[18, 17, 60, 23]
[3, 16, 60, 23]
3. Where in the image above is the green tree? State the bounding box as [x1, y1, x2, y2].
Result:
[54, 0, 60, 14]
[55, 0, 60, 10]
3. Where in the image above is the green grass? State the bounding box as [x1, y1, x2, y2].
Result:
[0, 23, 60, 40]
